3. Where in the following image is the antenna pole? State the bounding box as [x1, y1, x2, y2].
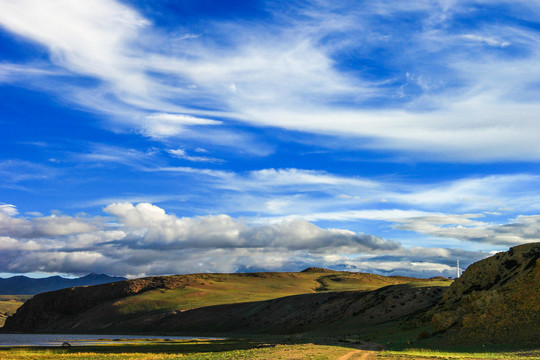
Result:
[457, 260, 460, 278]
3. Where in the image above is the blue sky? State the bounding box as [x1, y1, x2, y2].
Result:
[1, 0, 540, 278]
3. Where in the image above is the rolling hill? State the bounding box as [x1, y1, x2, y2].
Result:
[0, 295, 32, 327]
[4, 244, 538, 349]
[0, 273, 125, 327]
[1, 269, 449, 334]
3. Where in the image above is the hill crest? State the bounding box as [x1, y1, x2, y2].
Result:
[300, 267, 340, 273]
[429, 242, 540, 346]
[2, 270, 447, 333]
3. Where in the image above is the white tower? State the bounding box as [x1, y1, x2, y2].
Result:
[456, 260, 460, 278]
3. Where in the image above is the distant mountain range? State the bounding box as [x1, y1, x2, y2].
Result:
[0, 273, 126, 295]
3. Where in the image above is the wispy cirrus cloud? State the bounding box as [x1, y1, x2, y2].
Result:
[175, 168, 540, 217]
[167, 148, 223, 163]
[72, 159, 540, 224]
[2, 1, 540, 159]
[143, 113, 222, 138]
[0, 160, 58, 191]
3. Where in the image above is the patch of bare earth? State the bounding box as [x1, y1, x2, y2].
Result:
[339, 350, 378, 360]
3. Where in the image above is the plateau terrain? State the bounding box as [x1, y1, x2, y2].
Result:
[2, 243, 539, 349]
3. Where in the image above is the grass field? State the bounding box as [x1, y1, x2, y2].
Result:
[0, 295, 31, 327]
[1, 272, 452, 335]
[111, 272, 450, 317]
[379, 348, 540, 359]
[0, 339, 538, 360]
[0, 339, 354, 360]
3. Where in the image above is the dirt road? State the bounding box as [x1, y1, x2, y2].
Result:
[338, 349, 378, 360]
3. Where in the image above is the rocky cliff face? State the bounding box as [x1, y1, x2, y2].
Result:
[430, 242, 540, 346]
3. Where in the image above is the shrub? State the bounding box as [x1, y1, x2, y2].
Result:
[417, 330, 430, 340]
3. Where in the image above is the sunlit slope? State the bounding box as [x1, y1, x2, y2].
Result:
[111, 270, 435, 316]
[0, 295, 31, 327]
[2, 269, 450, 333]
[429, 242, 540, 346]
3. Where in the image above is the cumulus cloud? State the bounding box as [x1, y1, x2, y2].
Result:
[0, 202, 502, 278]
[0, 204, 96, 239]
[102, 202, 399, 252]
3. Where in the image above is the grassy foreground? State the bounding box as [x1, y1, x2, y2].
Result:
[1, 339, 539, 360]
[0, 339, 353, 360]
[380, 348, 540, 359]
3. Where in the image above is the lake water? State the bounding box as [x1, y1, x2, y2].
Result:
[0, 334, 214, 347]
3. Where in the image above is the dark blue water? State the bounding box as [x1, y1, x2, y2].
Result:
[0, 334, 213, 346]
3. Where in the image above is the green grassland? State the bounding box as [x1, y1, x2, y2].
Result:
[0, 295, 31, 327]
[1, 271, 453, 336]
[111, 272, 448, 317]
[379, 348, 540, 359]
[0, 339, 538, 360]
[0, 339, 354, 360]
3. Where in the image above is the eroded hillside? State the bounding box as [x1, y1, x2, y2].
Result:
[429, 242, 540, 346]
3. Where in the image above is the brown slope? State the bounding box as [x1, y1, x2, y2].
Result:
[146, 284, 445, 335]
[2, 270, 445, 334]
[4, 284, 445, 335]
[300, 267, 340, 273]
[1, 275, 201, 332]
[430, 242, 540, 346]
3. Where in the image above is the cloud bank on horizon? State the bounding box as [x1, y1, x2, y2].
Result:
[2, 202, 538, 278]
[1, 0, 540, 277]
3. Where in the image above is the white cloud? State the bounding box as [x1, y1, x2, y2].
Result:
[461, 34, 510, 47]
[76, 144, 158, 168]
[0, 63, 61, 83]
[143, 113, 221, 138]
[149, 166, 233, 179]
[0, 205, 96, 239]
[0, 160, 57, 188]
[392, 214, 540, 245]
[0, 236, 40, 251]
[0, 0, 150, 98]
[102, 202, 399, 252]
[172, 168, 540, 218]
[3, 1, 540, 159]
[167, 148, 222, 163]
[0, 201, 501, 277]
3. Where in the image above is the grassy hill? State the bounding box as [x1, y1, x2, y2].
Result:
[110, 271, 431, 317]
[2, 244, 540, 351]
[427, 242, 540, 347]
[0, 295, 31, 327]
[2, 269, 449, 333]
